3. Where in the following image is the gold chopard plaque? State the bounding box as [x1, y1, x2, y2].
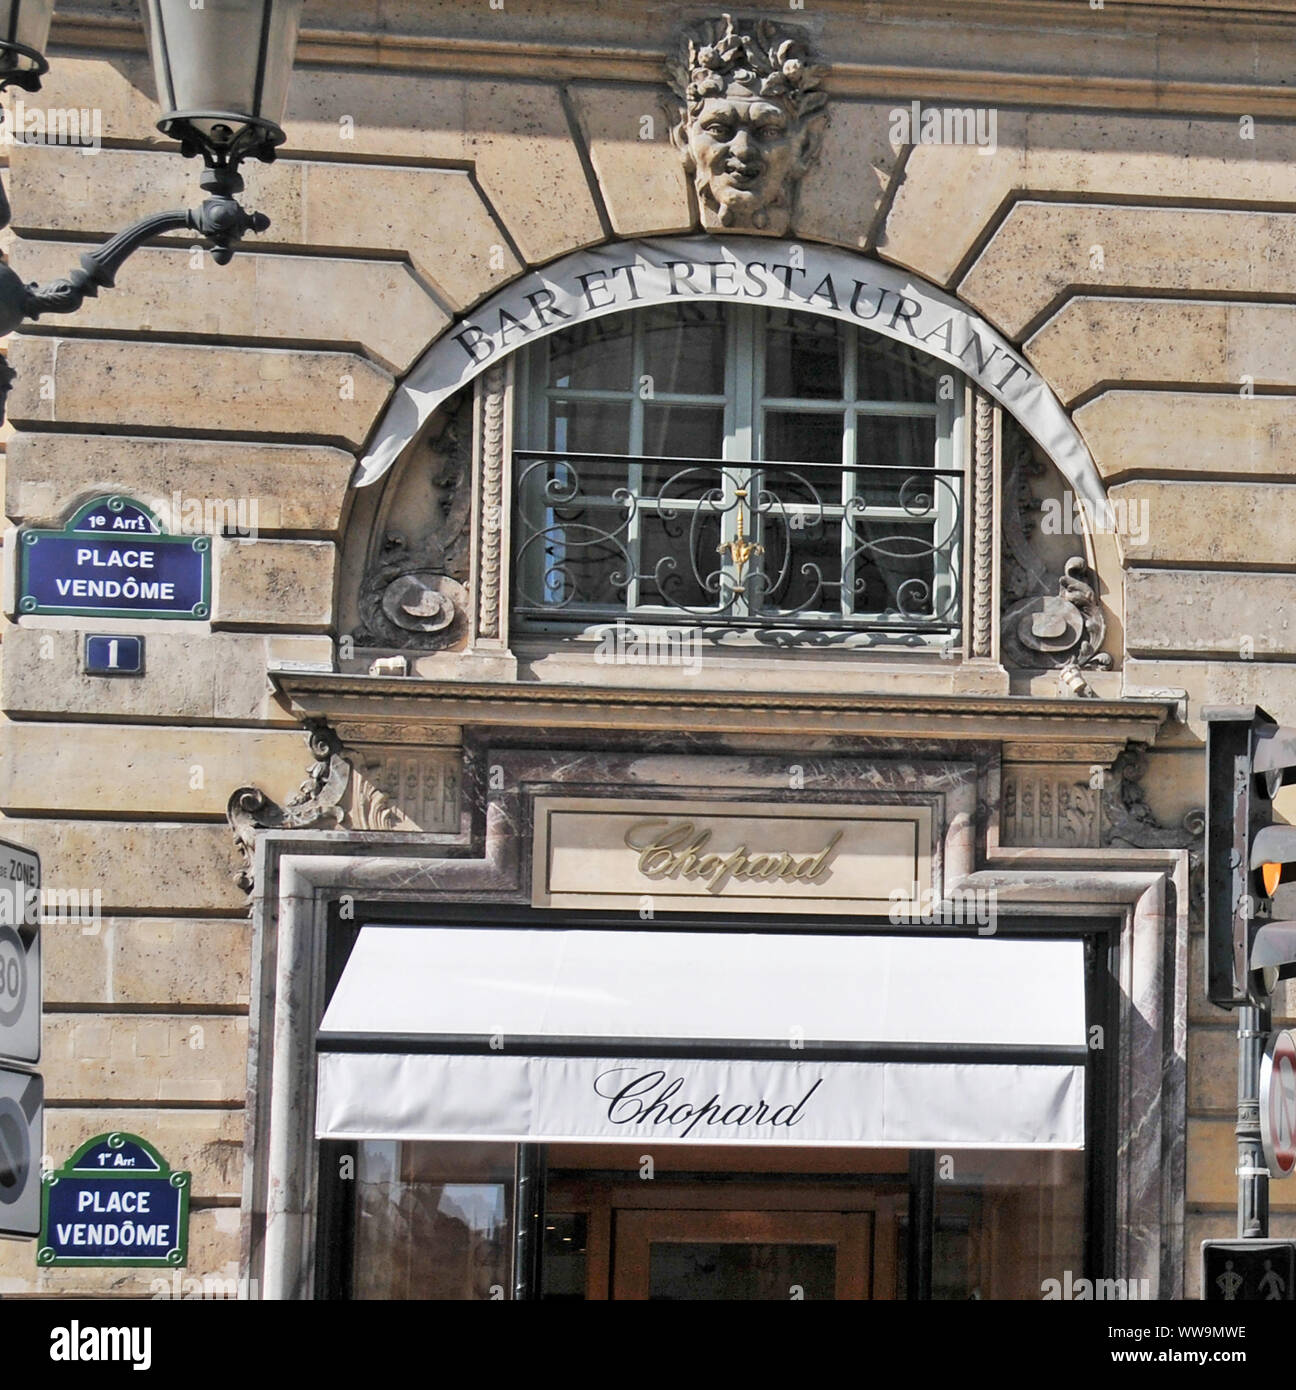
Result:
[532, 797, 933, 914]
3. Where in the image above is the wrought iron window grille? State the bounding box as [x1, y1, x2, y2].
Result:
[512, 449, 964, 644]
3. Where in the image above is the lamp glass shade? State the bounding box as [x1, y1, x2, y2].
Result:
[0, 0, 54, 86]
[143, 0, 302, 160]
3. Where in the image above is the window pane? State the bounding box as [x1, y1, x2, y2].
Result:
[933, 1150, 1085, 1300]
[549, 399, 630, 454]
[765, 309, 845, 400]
[764, 410, 843, 465]
[758, 511, 841, 616]
[844, 520, 941, 618]
[639, 507, 723, 610]
[351, 1141, 514, 1300]
[642, 303, 726, 396]
[530, 503, 633, 609]
[855, 416, 939, 506]
[547, 314, 633, 391]
[542, 1213, 588, 1301]
[858, 333, 944, 402]
[643, 403, 725, 462]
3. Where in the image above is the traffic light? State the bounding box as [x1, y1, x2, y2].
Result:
[1205, 706, 1296, 1007]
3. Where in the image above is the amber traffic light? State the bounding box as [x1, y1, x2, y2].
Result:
[1205, 707, 1296, 1007]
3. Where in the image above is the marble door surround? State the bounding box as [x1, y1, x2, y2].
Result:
[236, 707, 1190, 1300]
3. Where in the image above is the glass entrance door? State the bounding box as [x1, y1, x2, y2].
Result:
[612, 1209, 872, 1300]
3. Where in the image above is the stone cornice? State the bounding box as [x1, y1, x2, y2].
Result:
[270, 670, 1175, 747]
[48, 4, 1296, 120]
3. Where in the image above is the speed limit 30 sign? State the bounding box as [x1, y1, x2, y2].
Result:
[0, 839, 40, 1067]
[1262, 1030, 1296, 1178]
[0, 837, 41, 1241]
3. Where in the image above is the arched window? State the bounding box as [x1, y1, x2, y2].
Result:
[512, 303, 966, 644]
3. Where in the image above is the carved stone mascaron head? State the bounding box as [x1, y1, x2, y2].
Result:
[668, 13, 829, 236]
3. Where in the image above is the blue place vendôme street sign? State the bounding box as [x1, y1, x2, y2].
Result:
[38, 1132, 191, 1268]
[17, 495, 210, 621]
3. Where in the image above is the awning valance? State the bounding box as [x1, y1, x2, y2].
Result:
[315, 926, 1087, 1149]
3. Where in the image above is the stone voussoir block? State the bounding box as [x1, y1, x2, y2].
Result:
[8, 238, 448, 375]
[1, 625, 330, 725]
[283, 70, 604, 265]
[960, 203, 1296, 340]
[882, 110, 1296, 286]
[212, 536, 336, 630]
[567, 82, 692, 238]
[5, 432, 356, 533]
[6, 337, 393, 449]
[42, 1013, 248, 1105]
[1108, 479, 1296, 567]
[1028, 299, 1296, 406]
[1076, 392, 1296, 484]
[0, 818, 245, 913]
[0, 722, 317, 817]
[43, 917, 251, 1010]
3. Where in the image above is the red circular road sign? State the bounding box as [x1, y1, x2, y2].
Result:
[1262, 1031, 1296, 1178]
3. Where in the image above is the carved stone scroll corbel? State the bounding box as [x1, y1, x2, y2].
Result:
[1101, 745, 1205, 850]
[226, 723, 352, 892]
[1101, 743, 1205, 912]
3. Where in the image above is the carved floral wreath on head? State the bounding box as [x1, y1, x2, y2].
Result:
[668, 13, 829, 128]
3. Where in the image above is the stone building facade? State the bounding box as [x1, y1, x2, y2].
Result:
[0, 0, 1291, 1299]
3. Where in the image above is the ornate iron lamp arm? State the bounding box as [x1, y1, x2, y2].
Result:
[0, 172, 269, 337]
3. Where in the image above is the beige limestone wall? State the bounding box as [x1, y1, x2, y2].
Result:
[2, 0, 1292, 1297]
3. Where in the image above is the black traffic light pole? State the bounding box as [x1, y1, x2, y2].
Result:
[1205, 708, 1280, 1240]
[1204, 706, 1296, 1242]
[1238, 1001, 1270, 1238]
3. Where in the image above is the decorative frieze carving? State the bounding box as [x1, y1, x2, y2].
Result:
[226, 724, 464, 889]
[1101, 743, 1205, 915]
[226, 724, 351, 892]
[332, 722, 458, 746]
[1002, 767, 1101, 848]
[349, 749, 462, 833]
[668, 14, 828, 235]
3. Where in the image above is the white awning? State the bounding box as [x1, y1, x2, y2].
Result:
[316, 926, 1087, 1149]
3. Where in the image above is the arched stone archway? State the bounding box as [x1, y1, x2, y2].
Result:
[355, 235, 1109, 533]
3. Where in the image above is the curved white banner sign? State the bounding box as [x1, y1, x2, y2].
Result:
[356, 235, 1104, 508]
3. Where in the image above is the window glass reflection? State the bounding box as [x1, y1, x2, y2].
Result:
[932, 1149, 1086, 1300]
[351, 1141, 514, 1300]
